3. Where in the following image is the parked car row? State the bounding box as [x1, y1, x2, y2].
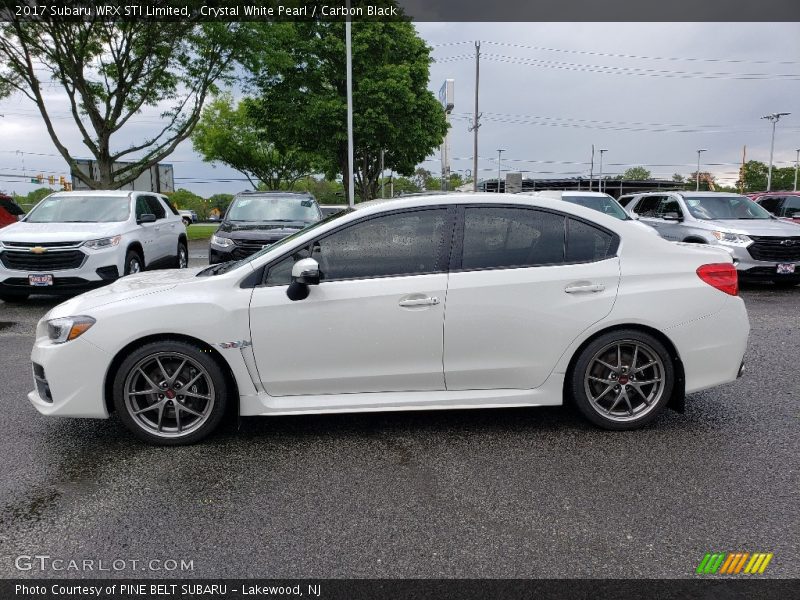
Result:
[28, 192, 749, 444]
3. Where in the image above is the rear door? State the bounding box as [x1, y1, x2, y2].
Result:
[654, 195, 686, 241]
[443, 205, 620, 390]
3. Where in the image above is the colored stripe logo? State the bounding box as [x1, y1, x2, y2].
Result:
[696, 552, 773, 574]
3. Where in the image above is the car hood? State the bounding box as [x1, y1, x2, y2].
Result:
[217, 221, 308, 240]
[48, 268, 204, 317]
[700, 218, 800, 236]
[0, 221, 125, 243]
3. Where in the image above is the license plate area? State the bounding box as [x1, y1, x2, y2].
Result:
[28, 274, 54, 286]
[776, 263, 796, 274]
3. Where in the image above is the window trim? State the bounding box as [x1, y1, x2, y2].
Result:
[450, 203, 620, 274]
[255, 205, 457, 288]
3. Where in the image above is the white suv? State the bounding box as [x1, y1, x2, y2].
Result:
[0, 190, 187, 302]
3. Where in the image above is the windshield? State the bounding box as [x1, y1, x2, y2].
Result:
[562, 195, 630, 220]
[683, 195, 771, 220]
[198, 208, 353, 277]
[225, 195, 321, 223]
[25, 195, 130, 223]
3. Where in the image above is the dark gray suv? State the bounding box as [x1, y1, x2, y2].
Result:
[209, 191, 322, 264]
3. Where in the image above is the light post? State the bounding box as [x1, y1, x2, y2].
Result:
[794, 148, 799, 192]
[345, 3, 355, 207]
[598, 149, 608, 193]
[496, 148, 505, 193]
[696, 149, 708, 191]
[761, 112, 791, 192]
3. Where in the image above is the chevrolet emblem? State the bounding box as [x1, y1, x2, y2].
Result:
[29, 246, 47, 254]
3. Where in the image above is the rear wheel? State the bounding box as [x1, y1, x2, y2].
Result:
[113, 340, 228, 445]
[182, 217, 191, 226]
[569, 330, 674, 430]
[0, 291, 29, 303]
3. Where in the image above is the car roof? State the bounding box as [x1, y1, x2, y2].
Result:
[519, 190, 613, 199]
[48, 190, 133, 197]
[235, 190, 314, 197]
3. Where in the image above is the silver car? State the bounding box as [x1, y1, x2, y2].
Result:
[626, 191, 800, 287]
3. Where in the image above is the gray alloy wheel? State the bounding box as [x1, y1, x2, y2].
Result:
[570, 330, 674, 430]
[177, 242, 188, 268]
[113, 341, 228, 445]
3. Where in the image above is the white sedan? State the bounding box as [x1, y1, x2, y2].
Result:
[29, 194, 750, 445]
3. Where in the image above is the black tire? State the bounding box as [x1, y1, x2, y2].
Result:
[182, 217, 191, 226]
[112, 340, 228, 445]
[569, 329, 675, 431]
[772, 280, 799, 288]
[0, 291, 29, 303]
[176, 240, 188, 269]
[123, 249, 143, 275]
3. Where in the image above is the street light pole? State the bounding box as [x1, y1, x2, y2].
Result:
[496, 149, 505, 193]
[696, 149, 708, 191]
[598, 149, 608, 194]
[794, 148, 799, 192]
[762, 112, 791, 192]
[345, 5, 355, 208]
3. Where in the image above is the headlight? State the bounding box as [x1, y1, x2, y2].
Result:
[47, 316, 96, 344]
[211, 234, 233, 248]
[711, 231, 751, 245]
[83, 235, 121, 250]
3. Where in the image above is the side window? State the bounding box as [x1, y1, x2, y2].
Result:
[658, 197, 681, 217]
[144, 196, 166, 219]
[632, 196, 661, 217]
[265, 248, 311, 286]
[315, 209, 449, 280]
[566, 218, 616, 263]
[783, 197, 800, 218]
[756, 197, 781, 214]
[135, 196, 150, 219]
[462, 207, 565, 270]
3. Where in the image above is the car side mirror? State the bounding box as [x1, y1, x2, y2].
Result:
[286, 257, 320, 301]
[662, 212, 683, 221]
[137, 213, 157, 224]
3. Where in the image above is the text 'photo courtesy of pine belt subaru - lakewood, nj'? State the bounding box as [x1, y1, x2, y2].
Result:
[0, 190, 188, 302]
[28, 193, 750, 445]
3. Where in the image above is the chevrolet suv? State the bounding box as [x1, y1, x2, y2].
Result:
[209, 191, 322, 264]
[0, 190, 187, 302]
[625, 191, 800, 286]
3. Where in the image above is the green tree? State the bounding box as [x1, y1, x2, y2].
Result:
[623, 166, 652, 180]
[192, 95, 316, 190]
[167, 189, 210, 220]
[672, 173, 685, 183]
[737, 161, 768, 192]
[0, 16, 251, 188]
[248, 17, 448, 201]
[25, 187, 55, 204]
[207, 193, 234, 215]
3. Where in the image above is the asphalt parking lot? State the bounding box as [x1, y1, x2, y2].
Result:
[0, 239, 797, 579]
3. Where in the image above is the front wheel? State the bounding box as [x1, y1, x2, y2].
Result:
[177, 241, 188, 269]
[113, 340, 228, 445]
[569, 330, 674, 430]
[124, 250, 143, 275]
[182, 218, 191, 226]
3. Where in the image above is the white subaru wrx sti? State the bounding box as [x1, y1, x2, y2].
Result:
[29, 194, 750, 445]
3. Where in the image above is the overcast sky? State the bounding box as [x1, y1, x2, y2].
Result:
[1, 21, 799, 197]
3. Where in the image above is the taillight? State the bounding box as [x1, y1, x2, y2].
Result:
[696, 263, 738, 296]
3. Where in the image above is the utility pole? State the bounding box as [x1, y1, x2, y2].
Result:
[794, 148, 799, 192]
[469, 41, 481, 192]
[380, 149, 385, 198]
[496, 149, 505, 193]
[762, 112, 791, 192]
[696, 149, 707, 191]
[589, 145, 595, 191]
[598, 149, 608, 194]
[345, 3, 355, 207]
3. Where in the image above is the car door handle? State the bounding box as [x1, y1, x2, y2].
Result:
[398, 296, 440, 307]
[564, 283, 605, 294]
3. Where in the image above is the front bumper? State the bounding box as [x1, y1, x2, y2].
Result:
[28, 334, 111, 418]
[724, 245, 800, 281]
[0, 245, 121, 295]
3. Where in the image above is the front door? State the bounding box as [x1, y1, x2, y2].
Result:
[249, 207, 453, 397]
